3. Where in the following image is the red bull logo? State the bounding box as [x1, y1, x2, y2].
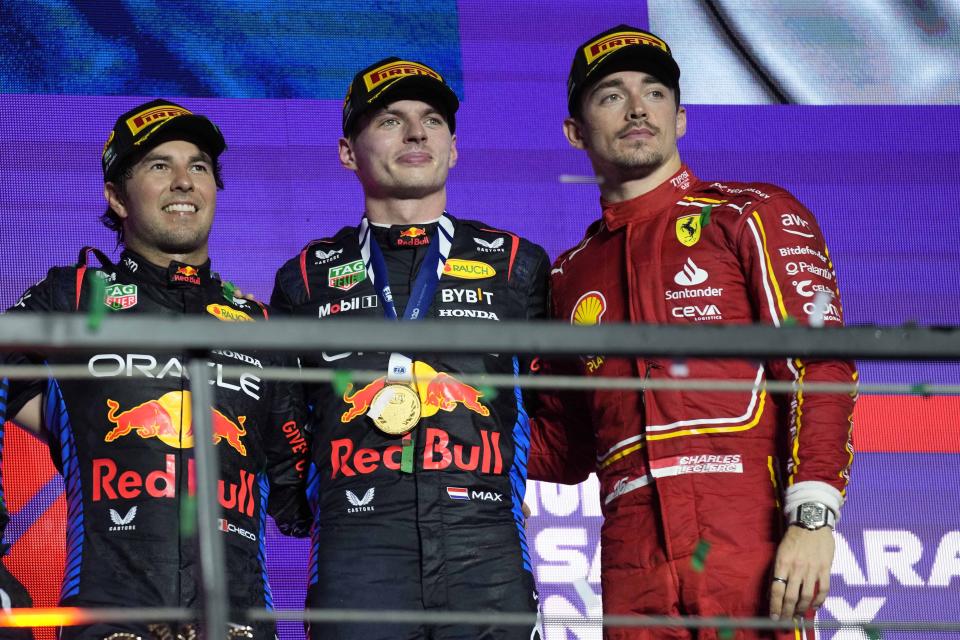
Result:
[331, 427, 503, 478]
[92, 455, 256, 517]
[340, 362, 490, 423]
[396, 226, 430, 248]
[171, 265, 201, 285]
[104, 391, 248, 456]
[341, 378, 387, 422]
[422, 372, 490, 416]
[399, 227, 426, 239]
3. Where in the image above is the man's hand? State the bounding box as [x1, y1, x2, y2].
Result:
[769, 525, 835, 621]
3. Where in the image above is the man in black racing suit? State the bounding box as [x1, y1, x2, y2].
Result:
[271, 57, 548, 640]
[4, 99, 310, 640]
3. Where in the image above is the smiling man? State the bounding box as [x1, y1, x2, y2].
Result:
[271, 58, 547, 640]
[4, 100, 310, 640]
[528, 25, 858, 639]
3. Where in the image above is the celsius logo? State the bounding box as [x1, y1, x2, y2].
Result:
[674, 258, 708, 286]
[792, 279, 833, 298]
[109, 506, 137, 532]
[346, 488, 375, 513]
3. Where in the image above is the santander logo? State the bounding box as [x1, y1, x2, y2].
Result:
[674, 258, 708, 286]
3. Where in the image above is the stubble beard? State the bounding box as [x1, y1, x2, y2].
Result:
[386, 165, 448, 200]
[130, 221, 211, 257]
[154, 229, 210, 255]
[609, 143, 669, 182]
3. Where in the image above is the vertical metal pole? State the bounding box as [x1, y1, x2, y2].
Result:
[187, 356, 227, 638]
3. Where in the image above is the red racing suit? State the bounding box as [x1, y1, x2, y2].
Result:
[529, 166, 857, 639]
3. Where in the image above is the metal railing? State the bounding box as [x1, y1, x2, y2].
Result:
[1, 314, 957, 637]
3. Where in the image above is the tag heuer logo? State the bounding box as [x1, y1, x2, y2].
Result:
[103, 283, 138, 310]
[328, 260, 366, 291]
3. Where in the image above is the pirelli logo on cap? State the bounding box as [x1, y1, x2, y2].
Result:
[364, 61, 442, 92]
[583, 31, 668, 65]
[102, 130, 115, 155]
[125, 105, 192, 136]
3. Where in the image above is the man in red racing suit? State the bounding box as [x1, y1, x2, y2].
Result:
[528, 25, 856, 639]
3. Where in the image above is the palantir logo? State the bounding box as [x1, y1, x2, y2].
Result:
[346, 488, 375, 513]
[109, 506, 137, 532]
[674, 258, 708, 286]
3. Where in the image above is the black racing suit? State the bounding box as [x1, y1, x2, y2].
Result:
[0, 376, 35, 640]
[271, 215, 549, 640]
[5, 248, 310, 640]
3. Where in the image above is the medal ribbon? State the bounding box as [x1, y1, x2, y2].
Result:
[359, 215, 455, 323]
[358, 215, 456, 472]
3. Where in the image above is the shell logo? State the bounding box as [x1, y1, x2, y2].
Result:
[571, 291, 607, 325]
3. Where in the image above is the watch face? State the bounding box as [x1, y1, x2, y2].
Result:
[799, 503, 826, 526]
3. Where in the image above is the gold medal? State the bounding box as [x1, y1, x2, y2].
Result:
[368, 383, 421, 436]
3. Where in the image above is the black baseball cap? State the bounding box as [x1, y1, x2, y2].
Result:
[342, 57, 460, 136]
[567, 25, 681, 115]
[102, 99, 226, 182]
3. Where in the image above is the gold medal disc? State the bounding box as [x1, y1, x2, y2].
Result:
[368, 384, 421, 436]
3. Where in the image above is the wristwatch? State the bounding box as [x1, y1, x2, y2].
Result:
[789, 501, 837, 530]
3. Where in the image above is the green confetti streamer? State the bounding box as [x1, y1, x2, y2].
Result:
[222, 280, 238, 301]
[691, 538, 711, 572]
[699, 205, 713, 227]
[718, 625, 734, 640]
[781, 315, 797, 327]
[180, 494, 197, 537]
[479, 385, 498, 401]
[400, 433, 415, 473]
[864, 626, 882, 640]
[910, 383, 931, 398]
[87, 275, 108, 331]
[332, 370, 353, 396]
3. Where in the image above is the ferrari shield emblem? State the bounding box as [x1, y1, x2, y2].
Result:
[675, 214, 701, 247]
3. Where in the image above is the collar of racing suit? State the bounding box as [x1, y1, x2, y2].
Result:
[369, 220, 440, 251]
[600, 164, 698, 231]
[118, 249, 214, 289]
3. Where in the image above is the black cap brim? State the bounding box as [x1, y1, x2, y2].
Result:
[570, 46, 680, 114]
[106, 115, 226, 181]
[344, 75, 459, 136]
